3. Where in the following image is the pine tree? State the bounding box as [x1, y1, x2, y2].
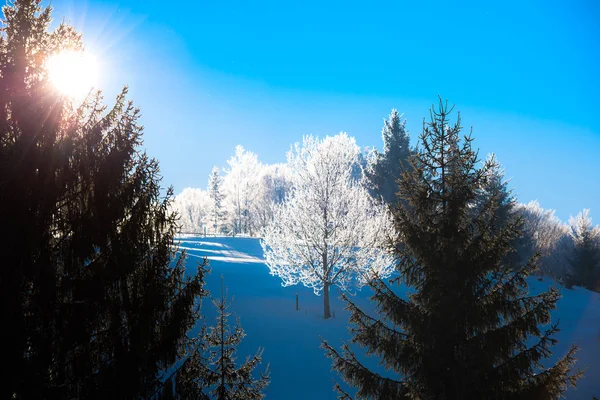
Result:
[208, 166, 226, 235]
[323, 98, 583, 399]
[0, 1, 207, 398]
[365, 109, 412, 205]
[160, 276, 270, 399]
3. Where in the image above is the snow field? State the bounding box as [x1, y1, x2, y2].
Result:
[176, 236, 600, 399]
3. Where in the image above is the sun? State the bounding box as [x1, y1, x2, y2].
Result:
[47, 50, 98, 98]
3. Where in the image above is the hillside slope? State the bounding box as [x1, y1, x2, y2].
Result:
[176, 236, 600, 399]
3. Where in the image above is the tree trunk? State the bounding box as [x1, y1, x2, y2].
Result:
[322, 245, 331, 319]
[323, 283, 331, 319]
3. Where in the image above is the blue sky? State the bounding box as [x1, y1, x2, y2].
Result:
[51, 0, 599, 222]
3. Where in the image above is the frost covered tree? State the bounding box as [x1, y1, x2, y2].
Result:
[323, 99, 582, 399]
[171, 188, 211, 234]
[0, 1, 207, 398]
[365, 109, 412, 205]
[567, 209, 600, 291]
[252, 163, 293, 232]
[160, 277, 270, 399]
[261, 133, 395, 319]
[222, 145, 262, 236]
[516, 201, 569, 279]
[208, 166, 226, 235]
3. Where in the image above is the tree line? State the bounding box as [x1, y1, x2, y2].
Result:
[179, 114, 600, 295]
[170, 147, 292, 237]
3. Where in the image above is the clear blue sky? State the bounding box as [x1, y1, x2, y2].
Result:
[51, 0, 599, 222]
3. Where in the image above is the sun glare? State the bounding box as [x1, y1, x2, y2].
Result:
[47, 50, 98, 98]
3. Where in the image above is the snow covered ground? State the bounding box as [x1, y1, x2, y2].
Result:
[175, 236, 600, 399]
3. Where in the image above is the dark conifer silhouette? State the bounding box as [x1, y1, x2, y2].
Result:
[159, 275, 270, 399]
[365, 109, 412, 205]
[567, 210, 600, 291]
[323, 98, 583, 399]
[0, 1, 207, 398]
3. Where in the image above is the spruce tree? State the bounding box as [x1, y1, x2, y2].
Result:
[475, 154, 532, 271]
[208, 166, 226, 235]
[567, 210, 600, 291]
[160, 276, 270, 399]
[323, 98, 583, 399]
[0, 1, 207, 398]
[365, 109, 412, 205]
[476, 154, 514, 231]
[569, 238, 599, 291]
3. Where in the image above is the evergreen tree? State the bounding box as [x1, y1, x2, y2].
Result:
[323, 98, 583, 399]
[475, 154, 532, 271]
[365, 109, 412, 205]
[0, 1, 207, 398]
[160, 276, 270, 399]
[567, 210, 600, 291]
[476, 154, 514, 230]
[208, 166, 226, 235]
